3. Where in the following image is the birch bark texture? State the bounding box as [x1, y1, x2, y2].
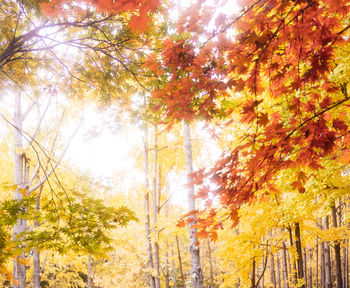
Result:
[152, 124, 161, 288]
[176, 234, 185, 287]
[143, 122, 156, 288]
[184, 122, 203, 288]
[13, 92, 27, 288]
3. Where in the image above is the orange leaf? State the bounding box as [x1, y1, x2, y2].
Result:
[129, 13, 151, 33]
[176, 219, 186, 228]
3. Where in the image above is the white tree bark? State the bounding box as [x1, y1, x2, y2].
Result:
[88, 253, 92, 288]
[33, 193, 41, 288]
[324, 216, 332, 288]
[143, 122, 156, 288]
[13, 92, 27, 288]
[165, 195, 170, 288]
[184, 122, 203, 288]
[152, 124, 161, 288]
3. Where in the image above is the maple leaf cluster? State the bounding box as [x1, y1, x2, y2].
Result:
[146, 0, 350, 230]
[41, 0, 160, 32]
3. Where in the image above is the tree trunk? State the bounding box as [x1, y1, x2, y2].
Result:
[165, 246, 170, 288]
[88, 253, 92, 288]
[282, 242, 289, 288]
[308, 249, 313, 288]
[152, 125, 161, 288]
[345, 240, 349, 288]
[172, 246, 177, 288]
[184, 122, 203, 288]
[271, 252, 277, 288]
[321, 241, 325, 288]
[207, 239, 215, 288]
[288, 227, 297, 284]
[277, 251, 282, 288]
[33, 193, 42, 288]
[256, 258, 260, 288]
[316, 239, 319, 288]
[319, 216, 325, 288]
[33, 248, 40, 288]
[324, 216, 332, 288]
[165, 195, 170, 288]
[261, 255, 265, 288]
[171, 245, 177, 288]
[143, 122, 156, 288]
[294, 222, 305, 288]
[251, 258, 256, 288]
[13, 92, 27, 288]
[303, 248, 308, 288]
[332, 204, 343, 288]
[176, 235, 185, 288]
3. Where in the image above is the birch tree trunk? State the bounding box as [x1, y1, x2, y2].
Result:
[33, 193, 42, 288]
[143, 122, 156, 288]
[171, 245, 177, 288]
[319, 215, 325, 288]
[165, 193, 170, 288]
[294, 222, 305, 288]
[277, 251, 282, 288]
[321, 241, 325, 288]
[331, 204, 343, 288]
[256, 259, 260, 288]
[207, 239, 215, 288]
[343, 244, 346, 288]
[152, 125, 161, 288]
[251, 258, 256, 288]
[303, 248, 308, 288]
[261, 254, 265, 288]
[324, 216, 332, 288]
[184, 122, 203, 288]
[13, 92, 27, 288]
[288, 227, 297, 285]
[271, 251, 277, 288]
[165, 245, 170, 288]
[308, 249, 313, 288]
[282, 242, 289, 288]
[88, 253, 92, 288]
[176, 235, 185, 288]
[269, 232, 276, 288]
[316, 239, 319, 288]
[345, 241, 349, 288]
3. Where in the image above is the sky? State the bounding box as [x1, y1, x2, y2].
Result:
[0, 87, 222, 207]
[64, 104, 222, 206]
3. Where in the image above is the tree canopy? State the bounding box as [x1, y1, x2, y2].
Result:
[0, 0, 349, 287]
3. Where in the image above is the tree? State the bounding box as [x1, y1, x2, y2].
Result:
[0, 1, 161, 284]
[184, 122, 203, 288]
[0, 0, 156, 106]
[146, 0, 350, 235]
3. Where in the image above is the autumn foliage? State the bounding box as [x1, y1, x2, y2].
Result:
[40, 0, 350, 234]
[41, 0, 160, 32]
[145, 0, 350, 230]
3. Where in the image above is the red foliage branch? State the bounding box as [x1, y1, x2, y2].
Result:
[41, 0, 161, 32]
[147, 0, 350, 231]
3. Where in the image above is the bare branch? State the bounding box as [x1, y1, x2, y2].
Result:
[28, 118, 82, 193]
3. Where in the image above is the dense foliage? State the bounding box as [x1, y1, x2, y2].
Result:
[0, 0, 348, 287]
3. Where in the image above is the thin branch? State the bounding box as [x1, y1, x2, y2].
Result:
[28, 118, 82, 193]
[29, 97, 52, 145]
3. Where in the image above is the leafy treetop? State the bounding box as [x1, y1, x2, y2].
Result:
[146, 0, 350, 228]
[41, 0, 161, 32]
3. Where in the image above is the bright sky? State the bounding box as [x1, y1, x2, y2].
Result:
[64, 105, 145, 195]
[64, 105, 221, 206]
